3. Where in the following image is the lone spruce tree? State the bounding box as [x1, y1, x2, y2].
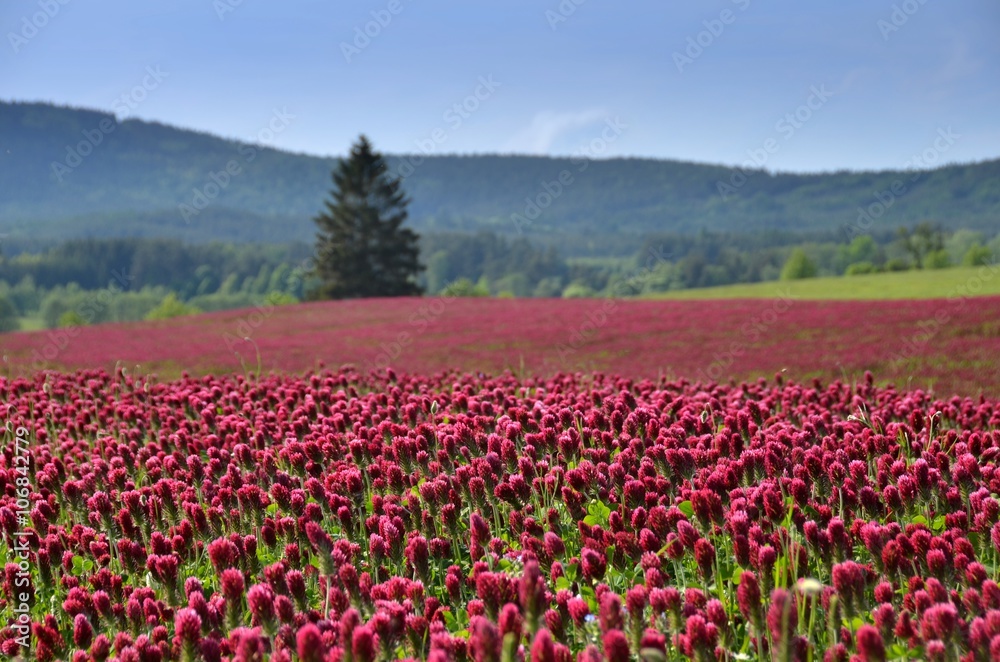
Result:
[311, 135, 423, 298]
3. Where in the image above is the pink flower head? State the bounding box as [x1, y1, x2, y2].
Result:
[856, 624, 885, 662]
[339, 563, 359, 591]
[264, 592, 288, 624]
[921, 603, 958, 642]
[246, 583, 275, 627]
[691, 489, 723, 527]
[762, 487, 785, 522]
[174, 608, 202, 645]
[925, 639, 946, 662]
[625, 585, 648, 619]
[369, 533, 389, 560]
[199, 635, 222, 662]
[232, 628, 264, 661]
[983, 580, 1000, 609]
[207, 538, 239, 573]
[685, 588, 707, 610]
[683, 615, 717, 657]
[694, 538, 716, 578]
[499, 602, 524, 638]
[767, 589, 797, 641]
[676, 520, 699, 549]
[623, 480, 646, 510]
[580, 548, 607, 582]
[831, 561, 865, 613]
[519, 560, 547, 621]
[91, 634, 111, 662]
[640, 629, 666, 655]
[352, 625, 378, 662]
[966, 562, 988, 588]
[470, 512, 490, 544]
[340, 608, 361, 650]
[601, 629, 630, 662]
[598, 592, 623, 633]
[544, 532, 565, 558]
[756, 545, 777, 573]
[894, 610, 917, 640]
[285, 570, 306, 604]
[184, 577, 204, 599]
[405, 535, 430, 577]
[219, 568, 245, 602]
[737, 571, 761, 623]
[92, 589, 112, 617]
[73, 613, 94, 649]
[470, 615, 501, 662]
[926, 549, 948, 578]
[705, 599, 727, 629]
[530, 628, 555, 662]
[568, 597, 590, 627]
[873, 603, 896, 638]
[468, 599, 487, 618]
[924, 577, 948, 604]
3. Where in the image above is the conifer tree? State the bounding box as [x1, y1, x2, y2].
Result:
[311, 135, 423, 298]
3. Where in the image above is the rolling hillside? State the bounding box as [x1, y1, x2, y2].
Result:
[2, 100, 999, 251]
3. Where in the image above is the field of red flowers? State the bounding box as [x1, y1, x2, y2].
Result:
[3, 368, 1000, 661]
[3, 295, 1000, 397]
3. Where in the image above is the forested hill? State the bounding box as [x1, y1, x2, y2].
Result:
[2, 100, 999, 251]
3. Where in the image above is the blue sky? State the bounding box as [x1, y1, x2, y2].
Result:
[2, 0, 998, 172]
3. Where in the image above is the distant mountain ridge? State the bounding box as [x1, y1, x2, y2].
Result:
[1, 100, 998, 252]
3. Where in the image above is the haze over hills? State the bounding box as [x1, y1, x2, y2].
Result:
[2, 101, 999, 254]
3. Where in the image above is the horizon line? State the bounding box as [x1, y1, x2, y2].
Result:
[3, 97, 997, 177]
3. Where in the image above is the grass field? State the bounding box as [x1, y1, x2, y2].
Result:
[648, 264, 1000, 300]
[15, 314, 45, 331]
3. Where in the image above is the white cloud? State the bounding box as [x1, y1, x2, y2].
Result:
[504, 108, 609, 154]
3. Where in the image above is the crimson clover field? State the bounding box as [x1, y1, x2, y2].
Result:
[2, 296, 1000, 396]
[2, 296, 1000, 661]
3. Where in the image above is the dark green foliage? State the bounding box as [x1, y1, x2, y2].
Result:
[896, 222, 945, 269]
[440, 278, 490, 297]
[310, 136, 423, 299]
[0, 237, 311, 295]
[421, 232, 568, 295]
[0, 296, 19, 332]
[834, 236, 885, 274]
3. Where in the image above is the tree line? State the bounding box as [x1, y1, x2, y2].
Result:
[2, 222, 995, 333]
